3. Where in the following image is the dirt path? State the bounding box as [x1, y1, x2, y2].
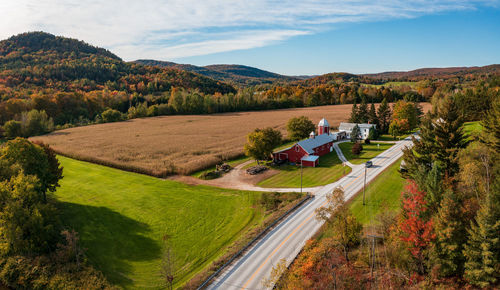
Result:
[168, 160, 322, 192]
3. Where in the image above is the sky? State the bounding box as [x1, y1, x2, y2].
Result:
[1, 0, 499, 75]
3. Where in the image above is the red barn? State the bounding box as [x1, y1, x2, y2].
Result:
[273, 118, 340, 167]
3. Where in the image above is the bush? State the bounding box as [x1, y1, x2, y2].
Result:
[3, 120, 22, 138]
[21, 110, 54, 137]
[101, 109, 124, 123]
[3, 110, 54, 138]
[199, 170, 222, 180]
[352, 142, 363, 155]
[364, 138, 371, 144]
[127, 102, 148, 119]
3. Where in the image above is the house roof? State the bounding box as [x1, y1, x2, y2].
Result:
[301, 155, 319, 162]
[339, 122, 376, 131]
[296, 133, 334, 154]
[318, 118, 329, 127]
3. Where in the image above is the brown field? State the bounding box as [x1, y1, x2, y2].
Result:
[31, 103, 431, 176]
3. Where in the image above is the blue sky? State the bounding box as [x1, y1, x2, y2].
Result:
[1, 0, 499, 75]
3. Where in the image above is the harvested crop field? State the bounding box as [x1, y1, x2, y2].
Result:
[31, 103, 431, 176]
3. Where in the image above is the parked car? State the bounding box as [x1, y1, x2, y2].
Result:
[365, 161, 373, 168]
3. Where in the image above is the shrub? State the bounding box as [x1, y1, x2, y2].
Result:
[352, 142, 363, 155]
[101, 109, 124, 123]
[3, 120, 22, 138]
[364, 138, 371, 144]
[21, 110, 54, 137]
[199, 170, 222, 180]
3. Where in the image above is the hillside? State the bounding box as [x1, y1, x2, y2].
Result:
[134, 59, 300, 86]
[0, 32, 236, 94]
[363, 64, 500, 81]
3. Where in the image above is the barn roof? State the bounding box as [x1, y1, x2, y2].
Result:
[296, 133, 334, 154]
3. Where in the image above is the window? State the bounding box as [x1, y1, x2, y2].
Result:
[295, 145, 299, 152]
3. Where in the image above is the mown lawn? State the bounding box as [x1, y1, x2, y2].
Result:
[55, 156, 273, 289]
[349, 158, 406, 225]
[257, 151, 351, 188]
[338, 142, 394, 165]
[463, 121, 483, 140]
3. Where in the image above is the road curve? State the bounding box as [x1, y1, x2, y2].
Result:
[207, 137, 412, 289]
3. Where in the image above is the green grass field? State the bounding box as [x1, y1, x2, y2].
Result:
[349, 158, 405, 225]
[257, 152, 351, 188]
[54, 156, 275, 288]
[463, 121, 483, 140]
[338, 142, 394, 165]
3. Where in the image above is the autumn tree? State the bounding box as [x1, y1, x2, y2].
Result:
[398, 181, 435, 274]
[261, 258, 287, 288]
[392, 100, 419, 130]
[388, 118, 409, 139]
[0, 173, 60, 255]
[377, 98, 392, 133]
[286, 116, 316, 141]
[244, 127, 282, 164]
[315, 187, 363, 262]
[0, 138, 63, 202]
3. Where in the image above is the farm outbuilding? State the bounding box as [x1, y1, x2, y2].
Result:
[273, 118, 336, 167]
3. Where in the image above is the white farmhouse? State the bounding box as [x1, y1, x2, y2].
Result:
[338, 122, 376, 140]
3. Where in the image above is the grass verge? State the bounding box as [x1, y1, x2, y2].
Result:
[338, 142, 394, 165]
[54, 156, 302, 289]
[348, 158, 405, 225]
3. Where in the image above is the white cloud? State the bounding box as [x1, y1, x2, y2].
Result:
[0, 0, 497, 60]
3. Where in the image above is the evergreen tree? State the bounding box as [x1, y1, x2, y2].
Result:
[432, 97, 469, 176]
[348, 100, 359, 123]
[350, 125, 361, 143]
[377, 98, 391, 133]
[368, 103, 378, 127]
[403, 97, 468, 180]
[480, 96, 500, 152]
[463, 192, 500, 288]
[357, 97, 368, 123]
[429, 190, 467, 277]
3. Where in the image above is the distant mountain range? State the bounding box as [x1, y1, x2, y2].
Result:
[363, 65, 500, 81]
[134, 59, 306, 86]
[135, 59, 500, 86]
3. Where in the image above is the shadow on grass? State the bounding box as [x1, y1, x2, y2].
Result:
[58, 202, 161, 287]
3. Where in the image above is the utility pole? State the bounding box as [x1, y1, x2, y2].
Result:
[300, 160, 303, 194]
[363, 164, 367, 205]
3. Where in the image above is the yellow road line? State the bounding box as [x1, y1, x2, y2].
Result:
[240, 142, 406, 289]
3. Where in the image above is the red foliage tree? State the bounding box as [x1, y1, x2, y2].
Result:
[399, 180, 435, 273]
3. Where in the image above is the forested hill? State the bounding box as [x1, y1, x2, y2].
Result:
[362, 64, 500, 81]
[134, 59, 301, 86]
[0, 32, 236, 94]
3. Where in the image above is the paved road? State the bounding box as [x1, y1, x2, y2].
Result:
[207, 137, 412, 289]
